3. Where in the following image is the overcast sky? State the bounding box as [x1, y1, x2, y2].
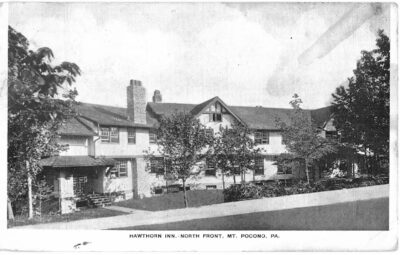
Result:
[9, 2, 391, 109]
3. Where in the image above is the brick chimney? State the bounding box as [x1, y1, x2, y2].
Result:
[152, 90, 162, 103]
[127, 80, 147, 124]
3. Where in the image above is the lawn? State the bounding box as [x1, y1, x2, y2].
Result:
[114, 189, 224, 211]
[8, 207, 127, 228]
[114, 197, 389, 230]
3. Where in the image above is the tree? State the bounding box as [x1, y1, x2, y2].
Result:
[332, 30, 390, 174]
[277, 94, 337, 183]
[8, 26, 81, 218]
[212, 122, 261, 188]
[150, 112, 213, 207]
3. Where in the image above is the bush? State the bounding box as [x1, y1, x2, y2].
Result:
[224, 183, 263, 202]
[224, 175, 389, 202]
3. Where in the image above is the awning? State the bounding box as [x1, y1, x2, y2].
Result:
[40, 156, 116, 168]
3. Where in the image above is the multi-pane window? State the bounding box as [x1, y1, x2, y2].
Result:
[205, 160, 216, 176]
[207, 102, 225, 122]
[110, 160, 128, 178]
[127, 128, 136, 144]
[100, 126, 119, 143]
[150, 158, 164, 174]
[254, 130, 269, 145]
[149, 130, 157, 144]
[254, 158, 264, 175]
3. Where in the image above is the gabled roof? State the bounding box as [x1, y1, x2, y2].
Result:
[190, 96, 246, 125]
[190, 97, 219, 116]
[59, 98, 334, 136]
[147, 99, 331, 130]
[310, 106, 335, 130]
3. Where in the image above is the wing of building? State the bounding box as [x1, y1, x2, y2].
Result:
[40, 79, 335, 213]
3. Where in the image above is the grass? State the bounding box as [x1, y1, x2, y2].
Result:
[8, 207, 127, 228]
[114, 189, 224, 211]
[113, 197, 389, 230]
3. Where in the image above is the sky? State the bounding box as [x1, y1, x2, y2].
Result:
[9, 2, 391, 109]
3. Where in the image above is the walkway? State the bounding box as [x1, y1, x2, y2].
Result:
[104, 205, 148, 214]
[13, 184, 389, 230]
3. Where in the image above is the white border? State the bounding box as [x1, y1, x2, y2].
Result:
[0, 1, 398, 252]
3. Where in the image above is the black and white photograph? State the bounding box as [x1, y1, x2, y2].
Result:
[0, 0, 397, 252]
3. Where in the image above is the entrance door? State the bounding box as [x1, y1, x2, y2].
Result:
[73, 175, 89, 197]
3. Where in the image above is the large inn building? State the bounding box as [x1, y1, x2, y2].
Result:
[40, 80, 337, 213]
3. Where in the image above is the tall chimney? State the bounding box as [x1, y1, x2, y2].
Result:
[127, 79, 147, 124]
[152, 90, 162, 103]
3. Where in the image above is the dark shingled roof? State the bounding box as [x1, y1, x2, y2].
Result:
[230, 106, 296, 130]
[147, 100, 330, 130]
[59, 98, 333, 135]
[75, 102, 158, 128]
[57, 117, 96, 136]
[40, 156, 116, 168]
[310, 106, 334, 128]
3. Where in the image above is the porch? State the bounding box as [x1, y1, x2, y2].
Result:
[41, 156, 116, 213]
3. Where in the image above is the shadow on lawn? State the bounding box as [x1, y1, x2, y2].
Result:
[114, 189, 224, 211]
[8, 207, 127, 228]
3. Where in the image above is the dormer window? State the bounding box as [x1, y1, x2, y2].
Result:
[206, 102, 226, 122]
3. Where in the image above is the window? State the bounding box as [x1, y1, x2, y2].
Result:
[254, 158, 264, 175]
[110, 160, 128, 178]
[149, 130, 157, 144]
[206, 185, 217, 190]
[277, 163, 293, 175]
[100, 126, 119, 143]
[205, 160, 216, 176]
[127, 128, 136, 144]
[325, 131, 339, 141]
[206, 102, 225, 122]
[255, 130, 269, 145]
[150, 158, 164, 174]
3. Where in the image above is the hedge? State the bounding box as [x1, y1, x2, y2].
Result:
[223, 175, 389, 202]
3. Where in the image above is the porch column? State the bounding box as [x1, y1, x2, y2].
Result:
[58, 170, 76, 214]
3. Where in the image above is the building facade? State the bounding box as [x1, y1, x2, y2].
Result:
[40, 79, 335, 213]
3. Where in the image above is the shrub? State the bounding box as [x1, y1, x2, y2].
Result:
[224, 175, 388, 202]
[224, 183, 263, 202]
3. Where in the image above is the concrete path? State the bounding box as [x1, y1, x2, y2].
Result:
[104, 205, 148, 214]
[13, 184, 389, 230]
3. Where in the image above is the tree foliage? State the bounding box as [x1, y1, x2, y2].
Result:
[151, 111, 214, 207]
[277, 94, 337, 183]
[8, 26, 81, 213]
[332, 30, 390, 164]
[211, 122, 261, 186]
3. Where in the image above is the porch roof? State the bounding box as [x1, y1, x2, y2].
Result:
[40, 156, 116, 168]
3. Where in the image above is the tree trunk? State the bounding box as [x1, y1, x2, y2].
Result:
[27, 161, 33, 219]
[233, 174, 236, 184]
[7, 197, 14, 220]
[222, 172, 225, 191]
[305, 159, 310, 184]
[182, 178, 188, 208]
